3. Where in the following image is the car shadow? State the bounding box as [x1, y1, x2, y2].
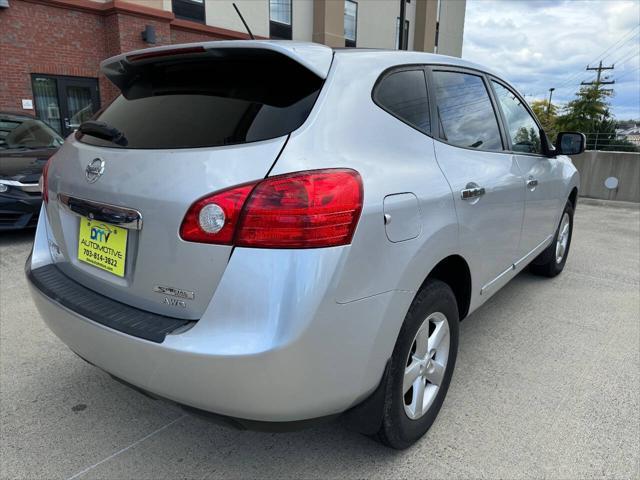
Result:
[0, 227, 35, 247]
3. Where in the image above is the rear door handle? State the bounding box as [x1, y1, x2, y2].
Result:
[527, 177, 538, 189]
[461, 183, 486, 200]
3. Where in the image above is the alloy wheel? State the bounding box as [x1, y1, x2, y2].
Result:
[403, 312, 450, 420]
[555, 212, 570, 264]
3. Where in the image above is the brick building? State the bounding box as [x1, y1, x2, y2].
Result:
[0, 0, 465, 136]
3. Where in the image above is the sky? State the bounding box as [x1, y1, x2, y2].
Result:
[462, 0, 640, 120]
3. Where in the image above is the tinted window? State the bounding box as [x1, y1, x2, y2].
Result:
[492, 81, 541, 154]
[432, 71, 502, 150]
[375, 70, 430, 133]
[0, 116, 63, 150]
[79, 52, 323, 149]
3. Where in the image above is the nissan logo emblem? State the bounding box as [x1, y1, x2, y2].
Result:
[85, 158, 105, 183]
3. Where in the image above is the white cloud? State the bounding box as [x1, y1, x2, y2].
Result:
[462, 0, 640, 119]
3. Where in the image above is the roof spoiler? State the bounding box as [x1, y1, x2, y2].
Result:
[101, 41, 334, 93]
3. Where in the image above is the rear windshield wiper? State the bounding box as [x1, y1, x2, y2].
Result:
[79, 121, 128, 146]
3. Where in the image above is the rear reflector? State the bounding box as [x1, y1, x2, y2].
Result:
[180, 169, 363, 248]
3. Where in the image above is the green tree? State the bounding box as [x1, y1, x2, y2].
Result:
[513, 126, 542, 153]
[555, 85, 638, 152]
[556, 85, 611, 135]
[530, 99, 558, 141]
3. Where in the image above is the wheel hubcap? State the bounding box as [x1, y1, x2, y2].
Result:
[555, 213, 570, 264]
[403, 312, 450, 420]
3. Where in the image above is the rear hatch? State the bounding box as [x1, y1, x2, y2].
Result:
[44, 42, 331, 320]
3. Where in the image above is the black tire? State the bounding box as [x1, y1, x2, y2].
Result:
[375, 279, 459, 449]
[529, 201, 574, 278]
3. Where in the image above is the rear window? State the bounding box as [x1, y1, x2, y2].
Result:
[78, 51, 324, 149]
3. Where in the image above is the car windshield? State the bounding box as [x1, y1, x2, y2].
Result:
[0, 116, 64, 150]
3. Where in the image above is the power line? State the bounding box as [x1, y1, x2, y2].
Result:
[581, 61, 615, 88]
[554, 25, 640, 91]
[616, 65, 640, 83]
[602, 30, 640, 64]
[611, 50, 639, 68]
[588, 25, 639, 66]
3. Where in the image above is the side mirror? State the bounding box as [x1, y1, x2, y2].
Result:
[556, 132, 586, 156]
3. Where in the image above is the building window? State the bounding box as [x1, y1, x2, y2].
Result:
[172, 0, 205, 24]
[31, 75, 100, 137]
[395, 17, 410, 50]
[344, 0, 357, 47]
[270, 0, 292, 39]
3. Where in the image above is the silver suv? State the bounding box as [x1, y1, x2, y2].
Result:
[27, 41, 584, 449]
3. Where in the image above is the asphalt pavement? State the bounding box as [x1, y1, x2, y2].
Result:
[1, 201, 638, 479]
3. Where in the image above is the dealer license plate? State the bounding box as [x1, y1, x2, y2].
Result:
[77, 217, 128, 277]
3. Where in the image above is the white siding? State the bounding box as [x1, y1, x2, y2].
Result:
[437, 0, 466, 57]
[204, 0, 270, 38]
[355, 0, 397, 49]
[292, 0, 314, 41]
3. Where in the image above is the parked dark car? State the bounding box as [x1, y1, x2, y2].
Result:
[0, 112, 63, 230]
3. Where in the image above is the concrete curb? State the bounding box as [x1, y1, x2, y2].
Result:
[578, 196, 640, 209]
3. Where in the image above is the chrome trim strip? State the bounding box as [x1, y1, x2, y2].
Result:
[480, 265, 514, 295]
[58, 193, 143, 230]
[481, 234, 553, 295]
[0, 179, 41, 193]
[513, 234, 553, 269]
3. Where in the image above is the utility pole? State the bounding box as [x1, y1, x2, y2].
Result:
[547, 87, 555, 113]
[581, 60, 615, 91]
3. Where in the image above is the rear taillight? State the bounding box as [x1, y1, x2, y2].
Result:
[179, 182, 256, 245]
[180, 169, 363, 249]
[40, 159, 51, 203]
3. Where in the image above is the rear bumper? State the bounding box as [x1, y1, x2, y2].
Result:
[27, 212, 413, 423]
[0, 192, 41, 230]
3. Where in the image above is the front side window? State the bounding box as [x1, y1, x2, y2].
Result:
[375, 69, 430, 133]
[432, 71, 503, 151]
[344, 1, 358, 47]
[492, 81, 542, 154]
[270, 0, 292, 39]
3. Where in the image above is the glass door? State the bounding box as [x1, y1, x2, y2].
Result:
[32, 75, 101, 137]
[32, 76, 62, 134]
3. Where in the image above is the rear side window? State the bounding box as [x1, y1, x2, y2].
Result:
[78, 51, 323, 149]
[432, 71, 502, 151]
[491, 81, 542, 154]
[374, 69, 430, 133]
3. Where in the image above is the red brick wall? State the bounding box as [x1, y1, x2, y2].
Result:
[0, 0, 247, 112]
[0, 1, 111, 112]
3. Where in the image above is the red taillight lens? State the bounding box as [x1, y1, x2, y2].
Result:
[179, 169, 363, 249]
[40, 159, 51, 203]
[179, 182, 257, 244]
[237, 169, 363, 248]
